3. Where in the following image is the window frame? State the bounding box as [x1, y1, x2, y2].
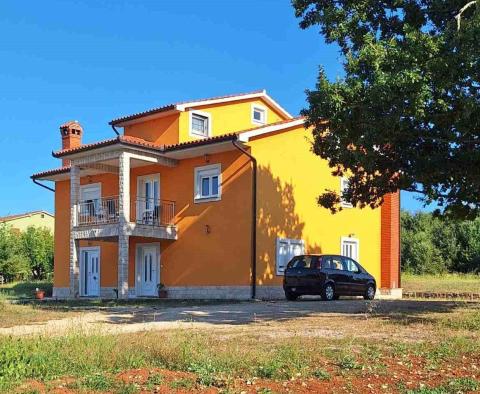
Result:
[251, 104, 267, 125]
[275, 237, 305, 275]
[340, 177, 353, 208]
[189, 110, 212, 138]
[194, 164, 222, 203]
[340, 236, 360, 262]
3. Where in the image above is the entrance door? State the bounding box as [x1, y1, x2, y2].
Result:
[341, 237, 359, 261]
[137, 175, 160, 225]
[136, 244, 159, 296]
[81, 248, 100, 297]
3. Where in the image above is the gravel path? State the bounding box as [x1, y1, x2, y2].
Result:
[0, 299, 468, 339]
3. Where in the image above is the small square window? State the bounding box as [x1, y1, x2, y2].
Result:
[190, 111, 211, 138]
[194, 164, 221, 202]
[251, 104, 267, 125]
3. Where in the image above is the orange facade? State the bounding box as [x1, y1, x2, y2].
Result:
[38, 90, 401, 299]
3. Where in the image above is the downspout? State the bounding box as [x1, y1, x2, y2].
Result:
[232, 138, 257, 299]
[32, 178, 55, 193]
[111, 124, 120, 136]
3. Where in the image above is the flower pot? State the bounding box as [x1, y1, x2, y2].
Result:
[34, 290, 45, 300]
[158, 290, 168, 299]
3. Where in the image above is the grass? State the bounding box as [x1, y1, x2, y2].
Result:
[402, 273, 480, 293]
[0, 326, 479, 393]
[0, 280, 53, 299]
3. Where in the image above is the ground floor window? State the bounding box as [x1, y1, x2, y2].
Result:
[341, 237, 359, 261]
[276, 238, 305, 275]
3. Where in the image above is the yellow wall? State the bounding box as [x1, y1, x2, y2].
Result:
[124, 97, 287, 146]
[178, 98, 285, 143]
[250, 125, 382, 286]
[2, 213, 55, 233]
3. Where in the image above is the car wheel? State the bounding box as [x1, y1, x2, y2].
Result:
[364, 284, 376, 300]
[285, 290, 298, 301]
[322, 283, 335, 301]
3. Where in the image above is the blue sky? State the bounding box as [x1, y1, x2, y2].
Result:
[0, 0, 430, 216]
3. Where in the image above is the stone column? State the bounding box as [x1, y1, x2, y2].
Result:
[69, 165, 80, 298]
[118, 152, 130, 298]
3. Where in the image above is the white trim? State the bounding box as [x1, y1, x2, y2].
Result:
[79, 246, 101, 297]
[238, 118, 305, 142]
[340, 177, 353, 208]
[340, 236, 360, 262]
[194, 163, 222, 203]
[112, 91, 292, 127]
[251, 103, 268, 125]
[135, 242, 160, 297]
[189, 110, 212, 138]
[177, 90, 292, 119]
[275, 237, 305, 276]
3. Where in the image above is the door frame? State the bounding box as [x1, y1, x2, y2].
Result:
[340, 236, 360, 262]
[135, 242, 160, 297]
[136, 174, 160, 224]
[79, 246, 101, 297]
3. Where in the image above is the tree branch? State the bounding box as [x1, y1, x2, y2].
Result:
[455, 1, 478, 30]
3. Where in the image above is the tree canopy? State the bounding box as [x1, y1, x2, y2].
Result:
[293, 0, 480, 218]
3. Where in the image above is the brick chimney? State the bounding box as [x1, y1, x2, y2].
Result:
[60, 120, 83, 166]
[380, 191, 401, 290]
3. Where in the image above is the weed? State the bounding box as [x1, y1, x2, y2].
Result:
[312, 369, 331, 380]
[338, 355, 362, 370]
[78, 373, 116, 391]
[170, 378, 194, 389]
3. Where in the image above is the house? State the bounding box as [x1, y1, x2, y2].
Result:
[31, 90, 401, 299]
[0, 211, 54, 233]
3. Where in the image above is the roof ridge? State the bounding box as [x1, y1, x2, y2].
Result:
[109, 89, 285, 125]
[0, 210, 54, 222]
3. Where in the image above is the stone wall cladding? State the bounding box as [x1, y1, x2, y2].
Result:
[117, 152, 130, 298]
[167, 286, 251, 300]
[69, 165, 80, 297]
[52, 287, 70, 299]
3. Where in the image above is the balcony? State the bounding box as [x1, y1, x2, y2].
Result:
[74, 196, 177, 240]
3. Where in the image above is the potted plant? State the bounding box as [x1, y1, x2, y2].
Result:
[157, 283, 167, 299]
[34, 288, 45, 300]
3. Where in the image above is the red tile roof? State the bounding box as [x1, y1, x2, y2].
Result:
[31, 166, 71, 179]
[232, 116, 305, 134]
[109, 89, 266, 125]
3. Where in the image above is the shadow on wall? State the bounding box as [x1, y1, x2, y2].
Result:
[257, 165, 322, 286]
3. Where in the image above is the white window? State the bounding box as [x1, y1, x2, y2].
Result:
[194, 164, 221, 202]
[189, 110, 212, 138]
[276, 238, 305, 275]
[251, 104, 267, 125]
[340, 177, 353, 208]
[341, 237, 359, 261]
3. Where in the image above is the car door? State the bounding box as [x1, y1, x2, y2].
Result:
[326, 255, 350, 294]
[342, 257, 364, 295]
[303, 256, 323, 294]
[284, 256, 306, 290]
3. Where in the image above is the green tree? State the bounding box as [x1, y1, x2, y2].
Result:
[293, 1, 480, 218]
[20, 226, 54, 280]
[0, 224, 27, 281]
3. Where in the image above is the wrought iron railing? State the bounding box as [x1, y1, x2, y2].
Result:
[134, 198, 176, 226]
[77, 196, 119, 226]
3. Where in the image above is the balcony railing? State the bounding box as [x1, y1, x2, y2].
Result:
[134, 198, 176, 226]
[76, 197, 175, 227]
[77, 196, 119, 226]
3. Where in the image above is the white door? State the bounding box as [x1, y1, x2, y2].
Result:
[137, 176, 160, 224]
[81, 249, 100, 297]
[137, 245, 159, 296]
[341, 238, 359, 261]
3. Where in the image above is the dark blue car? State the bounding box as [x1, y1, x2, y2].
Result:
[283, 254, 376, 301]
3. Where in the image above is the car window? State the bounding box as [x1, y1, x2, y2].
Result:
[287, 256, 313, 269]
[321, 257, 332, 270]
[343, 257, 360, 273]
[330, 257, 344, 271]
